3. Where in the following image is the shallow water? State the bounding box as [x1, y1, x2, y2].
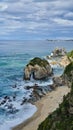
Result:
[0, 40, 73, 130]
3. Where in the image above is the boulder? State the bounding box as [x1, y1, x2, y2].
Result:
[52, 48, 67, 57]
[53, 76, 65, 87]
[24, 57, 52, 80]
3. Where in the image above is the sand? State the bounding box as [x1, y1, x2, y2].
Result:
[12, 86, 70, 130]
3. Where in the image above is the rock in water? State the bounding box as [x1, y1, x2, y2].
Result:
[52, 47, 67, 57]
[24, 57, 52, 80]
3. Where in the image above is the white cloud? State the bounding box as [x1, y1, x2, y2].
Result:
[0, 0, 73, 38]
[64, 12, 73, 18]
[0, 3, 8, 11]
[53, 18, 73, 26]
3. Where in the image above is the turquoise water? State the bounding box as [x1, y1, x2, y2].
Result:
[0, 40, 73, 130]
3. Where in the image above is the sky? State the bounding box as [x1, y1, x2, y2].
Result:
[0, 0, 73, 40]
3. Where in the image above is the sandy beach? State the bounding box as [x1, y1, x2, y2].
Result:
[12, 86, 70, 130]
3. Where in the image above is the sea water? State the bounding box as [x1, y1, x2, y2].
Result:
[0, 40, 73, 130]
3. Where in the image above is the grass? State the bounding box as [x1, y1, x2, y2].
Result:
[67, 50, 73, 59]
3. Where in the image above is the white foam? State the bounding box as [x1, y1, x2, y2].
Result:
[36, 79, 53, 86]
[0, 103, 37, 130]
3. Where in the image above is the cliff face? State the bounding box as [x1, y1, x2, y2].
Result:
[24, 57, 52, 80]
[38, 62, 73, 130]
[63, 62, 73, 87]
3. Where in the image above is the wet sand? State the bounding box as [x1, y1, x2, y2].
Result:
[12, 86, 70, 130]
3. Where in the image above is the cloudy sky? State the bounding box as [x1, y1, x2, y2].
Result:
[0, 0, 73, 40]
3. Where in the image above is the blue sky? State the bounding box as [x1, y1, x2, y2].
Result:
[0, 0, 73, 40]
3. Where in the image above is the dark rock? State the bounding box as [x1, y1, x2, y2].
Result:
[52, 48, 67, 57]
[7, 107, 18, 114]
[12, 84, 17, 88]
[0, 99, 6, 105]
[49, 85, 56, 90]
[13, 93, 16, 101]
[4, 96, 9, 100]
[53, 76, 65, 87]
[8, 104, 13, 109]
[21, 98, 27, 105]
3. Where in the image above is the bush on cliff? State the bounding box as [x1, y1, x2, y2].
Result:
[38, 62, 73, 130]
[64, 62, 73, 76]
[67, 50, 73, 59]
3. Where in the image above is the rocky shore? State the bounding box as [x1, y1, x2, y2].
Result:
[13, 86, 70, 130]
[0, 47, 70, 130]
[11, 48, 73, 130]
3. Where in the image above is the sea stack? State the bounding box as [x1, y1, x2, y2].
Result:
[24, 57, 53, 80]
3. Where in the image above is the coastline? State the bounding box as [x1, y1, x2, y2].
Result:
[12, 85, 70, 130]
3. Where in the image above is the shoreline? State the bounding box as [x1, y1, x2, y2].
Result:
[12, 85, 70, 130]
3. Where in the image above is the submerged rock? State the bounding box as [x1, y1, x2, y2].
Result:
[24, 57, 52, 80]
[21, 98, 27, 105]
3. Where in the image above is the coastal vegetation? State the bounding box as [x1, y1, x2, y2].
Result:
[64, 62, 73, 77]
[67, 50, 73, 63]
[38, 62, 73, 130]
[27, 57, 49, 68]
[67, 50, 73, 59]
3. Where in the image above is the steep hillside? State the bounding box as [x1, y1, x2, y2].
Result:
[38, 62, 73, 130]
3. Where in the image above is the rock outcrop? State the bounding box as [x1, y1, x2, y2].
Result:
[59, 55, 70, 67]
[52, 48, 67, 57]
[24, 57, 52, 80]
[53, 76, 65, 87]
[47, 48, 70, 67]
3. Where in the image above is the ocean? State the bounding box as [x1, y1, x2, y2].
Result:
[0, 40, 73, 130]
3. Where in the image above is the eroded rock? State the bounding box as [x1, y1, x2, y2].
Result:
[52, 48, 67, 57]
[24, 57, 52, 80]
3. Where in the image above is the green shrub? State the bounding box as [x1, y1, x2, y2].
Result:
[64, 62, 73, 76]
[67, 50, 73, 59]
[27, 57, 49, 68]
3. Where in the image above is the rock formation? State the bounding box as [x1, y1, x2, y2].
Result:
[53, 76, 65, 87]
[59, 55, 70, 67]
[24, 57, 52, 80]
[52, 47, 67, 57]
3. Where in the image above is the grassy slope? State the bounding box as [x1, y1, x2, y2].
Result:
[38, 62, 73, 130]
[67, 50, 73, 59]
